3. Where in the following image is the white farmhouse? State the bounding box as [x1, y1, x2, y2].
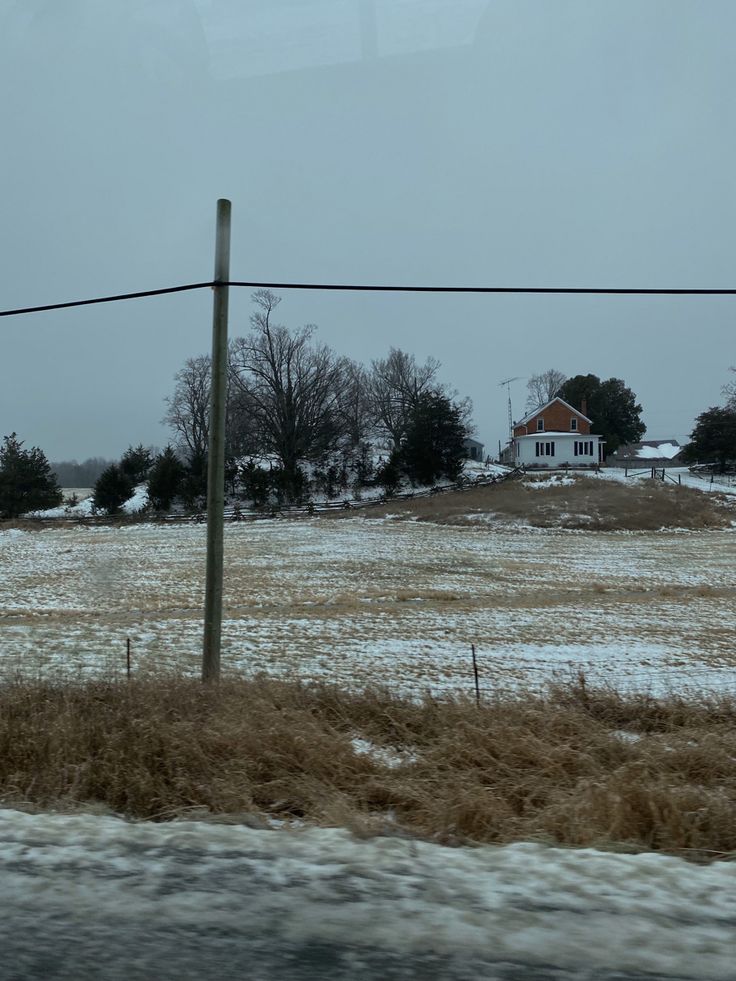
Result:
[511, 397, 603, 468]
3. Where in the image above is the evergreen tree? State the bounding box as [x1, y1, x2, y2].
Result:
[0, 433, 63, 518]
[375, 450, 402, 495]
[147, 447, 185, 511]
[179, 449, 208, 511]
[239, 460, 271, 508]
[558, 374, 645, 456]
[681, 407, 736, 472]
[120, 444, 154, 484]
[400, 392, 467, 485]
[92, 464, 134, 515]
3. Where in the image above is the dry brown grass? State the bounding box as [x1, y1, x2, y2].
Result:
[348, 476, 734, 530]
[1, 674, 734, 860]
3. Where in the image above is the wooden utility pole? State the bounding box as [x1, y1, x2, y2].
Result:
[202, 199, 232, 682]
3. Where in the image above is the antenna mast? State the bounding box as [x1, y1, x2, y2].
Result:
[499, 377, 523, 439]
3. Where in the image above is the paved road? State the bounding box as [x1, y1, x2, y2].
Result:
[0, 810, 733, 980]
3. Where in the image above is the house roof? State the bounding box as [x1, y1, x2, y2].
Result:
[614, 441, 682, 460]
[515, 396, 592, 428]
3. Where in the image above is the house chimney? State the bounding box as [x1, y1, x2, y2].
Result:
[581, 398, 588, 418]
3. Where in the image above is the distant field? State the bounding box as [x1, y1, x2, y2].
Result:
[2, 517, 735, 695]
[61, 487, 93, 502]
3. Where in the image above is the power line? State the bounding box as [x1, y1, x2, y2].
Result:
[2, 280, 736, 319]
[228, 282, 736, 295]
[0, 282, 214, 318]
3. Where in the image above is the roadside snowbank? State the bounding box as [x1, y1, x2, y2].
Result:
[0, 808, 733, 979]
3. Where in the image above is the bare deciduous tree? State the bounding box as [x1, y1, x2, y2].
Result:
[722, 367, 736, 409]
[164, 352, 260, 463]
[336, 358, 373, 449]
[525, 369, 567, 411]
[163, 355, 211, 459]
[229, 291, 344, 496]
[367, 348, 442, 448]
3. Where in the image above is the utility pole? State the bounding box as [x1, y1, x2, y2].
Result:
[202, 199, 231, 682]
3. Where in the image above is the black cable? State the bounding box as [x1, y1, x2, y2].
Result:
[2, 280, 736, 319]
[0, 282, 215, 318]
[228, 282, 736, 295]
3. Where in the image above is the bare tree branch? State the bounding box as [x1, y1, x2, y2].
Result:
[229, 292, 344, 494]
[525, 369, 568, 411]
[367, 348, 442, 447]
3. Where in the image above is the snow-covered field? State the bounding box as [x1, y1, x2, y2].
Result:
[596, 465, 736, 496]
[2, 518, 735, 695]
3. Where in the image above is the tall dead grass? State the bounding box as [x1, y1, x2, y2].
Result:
[1, 674, 734, 860]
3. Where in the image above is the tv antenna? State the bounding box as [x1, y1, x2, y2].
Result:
[499, 376, 523, 438]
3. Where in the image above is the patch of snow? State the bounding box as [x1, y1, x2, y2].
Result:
[635, 443, 681, 460]
[122, 484, 149, 515]
[595, 467, 736, 497]
[523, 475, 577, 490]
[28, 496, 96, 519]
[350, 737, 417, 769]
[610, 730, 643, 744]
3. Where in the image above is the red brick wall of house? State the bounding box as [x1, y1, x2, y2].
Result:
[513, 401, 591, 438]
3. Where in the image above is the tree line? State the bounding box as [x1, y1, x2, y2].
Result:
[0, 290, 474, 518]
[680, 369, 736, 472]
[50, 457, 114, 488]
[161, 289, 473, 506]
[10, 299, 735, 520]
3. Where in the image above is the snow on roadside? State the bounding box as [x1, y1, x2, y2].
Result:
[0, 808, 733, 979]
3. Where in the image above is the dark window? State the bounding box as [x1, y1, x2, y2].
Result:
[537, 418, 544, 432]
[570, 418, 577, 431]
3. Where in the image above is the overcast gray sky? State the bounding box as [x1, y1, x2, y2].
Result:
[1, 0, 734, 461]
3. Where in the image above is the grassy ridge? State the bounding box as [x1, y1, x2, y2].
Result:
[353, 476, 735, 530]
[1, 675, 734, 859]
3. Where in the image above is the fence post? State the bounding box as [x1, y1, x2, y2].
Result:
[471, 644, 481, 707]
[126, 637, 131, 679]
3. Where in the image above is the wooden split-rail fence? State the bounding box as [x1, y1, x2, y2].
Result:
[166, 466, 526, 524]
